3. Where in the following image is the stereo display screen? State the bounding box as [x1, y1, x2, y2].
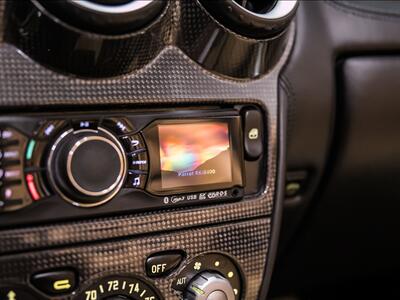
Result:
[158, 122, 232, 189]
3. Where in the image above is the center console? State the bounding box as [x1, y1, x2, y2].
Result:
[0, 0, 297, 299]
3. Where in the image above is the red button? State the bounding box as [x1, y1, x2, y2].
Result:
[26, 174, 40, 201]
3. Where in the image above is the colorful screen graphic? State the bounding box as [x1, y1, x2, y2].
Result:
[158, 122, 232, 189]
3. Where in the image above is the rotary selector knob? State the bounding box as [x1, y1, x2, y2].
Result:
[184, 272, 235, 300]
[47, 127, 127, 207]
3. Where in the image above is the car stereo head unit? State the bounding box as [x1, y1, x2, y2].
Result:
[144, 118, 243, 196]
[0, 106, 265, 226]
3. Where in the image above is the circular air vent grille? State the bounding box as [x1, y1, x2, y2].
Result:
[35, 0, 167, 35]
[200, 0, 298, 39]
[233, 0, 278, 14]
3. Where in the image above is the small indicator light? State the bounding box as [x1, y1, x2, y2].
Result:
[228, 272, 234, 278]
[214, 261, 220, 267]
[26, 140, 36, 160]
[26, 173, 40, 201]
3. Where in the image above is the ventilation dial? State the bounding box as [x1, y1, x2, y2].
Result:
[47, 127, 127, 207]
[184, 272, 235, 300]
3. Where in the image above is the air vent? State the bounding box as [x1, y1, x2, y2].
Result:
[35, 0, 167, 35]
[200, 0, 298, 39]
[233, 0, 278, 14]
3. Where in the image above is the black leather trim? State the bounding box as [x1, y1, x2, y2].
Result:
[330, 0, 400, 20]
[273, 0, 400, 296]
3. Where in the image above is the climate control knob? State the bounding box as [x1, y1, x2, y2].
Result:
[184, 272, 235, 300]
[47, 127, 127, 207]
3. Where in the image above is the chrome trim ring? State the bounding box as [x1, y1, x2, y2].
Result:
[47, 127, 127, 208]
[69, 0, 155, 14]
[66, 135, 125, 197]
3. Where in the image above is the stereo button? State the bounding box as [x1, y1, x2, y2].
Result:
[103, 118, 135, 136]
[72, 120, 98, 131]
[243, 109, 264, 160]
[26, 173, 42, 201]
[128, 150, 148, 171]
[126, 171, 147, 189]
[1, 185, 24, 202]
[0, 183, 24, 211]
[0, 128, 19, 145]
[1, 146, 21, 162]
[2, 166, 22, 182]
[121, 134, 146, 153]
[31, 270, 77, 296]
[36, 120, 66, 139]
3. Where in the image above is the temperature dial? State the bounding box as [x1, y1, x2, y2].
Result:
[47, 127, 127, 207]
[75, 275, 162, 300]
[184, 272, 235, 300]
[172, 253, 243, 300]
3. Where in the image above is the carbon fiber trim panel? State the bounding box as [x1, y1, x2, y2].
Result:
[0, 42, 290, 105]
[0, 218, 270, 300]
[0, 197, 271, 255]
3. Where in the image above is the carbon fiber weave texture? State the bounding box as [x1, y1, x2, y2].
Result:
[0, 218, 270, 300]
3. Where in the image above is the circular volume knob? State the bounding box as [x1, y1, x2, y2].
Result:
[184, 272, 235, 300]
[47, 127, 127, 207]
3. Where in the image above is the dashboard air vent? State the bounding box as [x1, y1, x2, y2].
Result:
[233, 0, 278, 14]
[200, 0, 298, 39]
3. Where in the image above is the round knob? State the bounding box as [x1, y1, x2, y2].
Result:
[47, 127, 127, 207]
[184, 272, 235, 300]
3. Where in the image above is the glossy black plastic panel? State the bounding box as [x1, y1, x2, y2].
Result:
[3, 0, 170, 78]
[37, 0, 167, 34]
[178, 0, 291, 79]
[3, 0, 291, 79]
[272, 1, 400, 298]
